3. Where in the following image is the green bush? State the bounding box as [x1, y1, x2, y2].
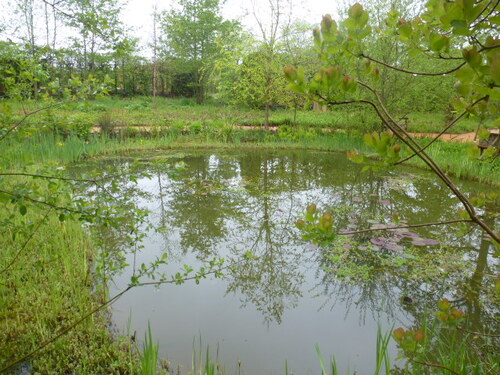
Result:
[68, 113, 94, 139]
[189, 121, 202, 135]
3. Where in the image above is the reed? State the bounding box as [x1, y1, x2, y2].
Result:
[141, 322, 159, 375]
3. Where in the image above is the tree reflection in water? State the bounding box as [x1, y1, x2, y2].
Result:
[76, 150, 498, 329]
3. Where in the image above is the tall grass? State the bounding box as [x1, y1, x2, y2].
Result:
[3, 129, 498, 186]
[141, 323, 159, 375]
[7, 96, 493, 135]
[190, 339, 223, 375]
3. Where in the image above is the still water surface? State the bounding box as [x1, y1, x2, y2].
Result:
[77, 149, 497, 374]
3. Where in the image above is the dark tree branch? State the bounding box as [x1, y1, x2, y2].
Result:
[395, 96, 488, 165]
[318, 83, 499, 244]
[359, 53, 466, 76]
[411, 359, 463, 375]
[358, 83, 499, 244]
[358, 83, 482, 216]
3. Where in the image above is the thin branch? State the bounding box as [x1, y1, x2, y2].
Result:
[0, 172, 121, 183]
[358, 83, 476, 212]
[0, 102, 64, 142]
[1, 208, 53, 273]
[0, 286, 132, 373]
[458, 327, 500, 338]
[471, 0, 499, 29]
[320, 84, 499, 244]
[395, 96, 488, 165]
[411, 359, 463, 375]
[359, 53, 466, 76]
[0, 189, 87, 215]
[337, 219, 473, 236]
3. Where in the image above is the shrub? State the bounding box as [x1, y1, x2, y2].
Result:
[68, 114, 94, 139]
[97, 112, 117, 137]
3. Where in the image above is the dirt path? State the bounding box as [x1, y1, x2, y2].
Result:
[92, 125, 478, 143]
[408, 132, 476, 143]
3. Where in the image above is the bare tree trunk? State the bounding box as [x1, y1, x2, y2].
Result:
[152, 4, 158, 105]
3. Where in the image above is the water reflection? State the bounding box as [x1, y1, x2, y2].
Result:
[74, 149, 498, 374]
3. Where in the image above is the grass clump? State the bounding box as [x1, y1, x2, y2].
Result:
[141, 323, 159, 375]
[97, 111, 118, 136]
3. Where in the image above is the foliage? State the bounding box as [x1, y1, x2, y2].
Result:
[347, 131, 402, 170]
[160, 0, 240, 102]
[392, 300, 498, 374]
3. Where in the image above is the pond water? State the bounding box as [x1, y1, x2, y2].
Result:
[73, 149, 498, 375]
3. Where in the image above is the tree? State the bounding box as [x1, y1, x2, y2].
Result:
[160, 0, 239, 102]
[62, 0, 125, 75]
[286, 1, 499, 242]
[252, 0, 293, 128]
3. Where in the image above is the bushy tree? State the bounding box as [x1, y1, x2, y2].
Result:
[160, 0, 239, 102]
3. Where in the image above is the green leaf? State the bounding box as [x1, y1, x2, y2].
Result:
[429, 33, 449, 52]
[490, 53, 500, 85]
[455, 65, 475, 83]
[489, 15, 500, 26]
[450, 19, 469, 36]
[19, 205, 27, 216]
[462, 47, 482, 69]
[398, 22, 412, 41]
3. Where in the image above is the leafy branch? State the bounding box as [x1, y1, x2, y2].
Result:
[1, 208, 53, 274]
[0, 101, 65, 142]
[285, 1, 500, 244]
[359, 53, 466, 76]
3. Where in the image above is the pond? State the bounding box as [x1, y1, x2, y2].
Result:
[72, 149, 498, 374]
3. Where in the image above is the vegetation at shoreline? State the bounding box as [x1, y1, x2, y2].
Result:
[1, 0, 498, 372]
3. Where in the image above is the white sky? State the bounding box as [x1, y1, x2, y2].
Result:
[0, 0, 341, 57]
[122, 0, 340, 55]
